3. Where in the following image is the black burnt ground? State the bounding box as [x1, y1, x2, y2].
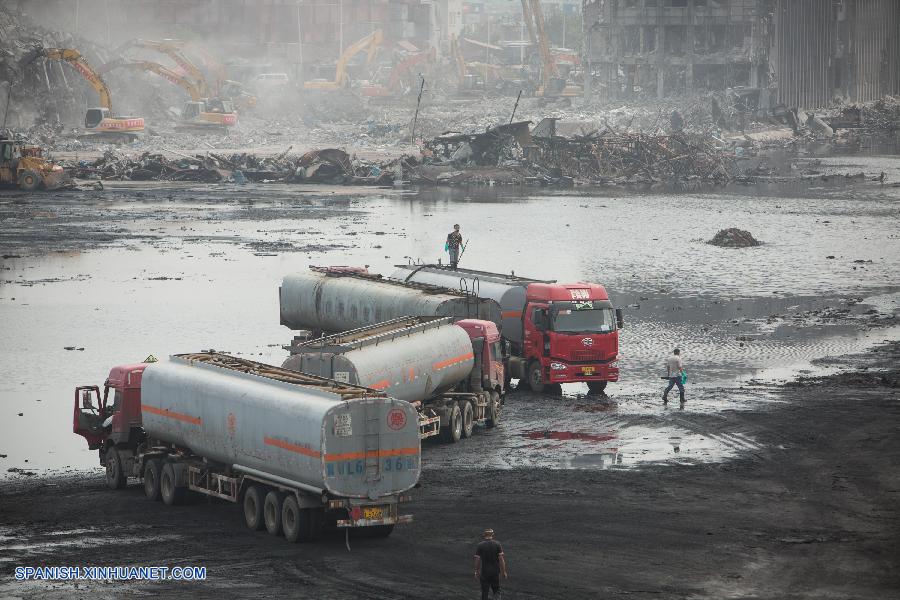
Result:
[1, 343, 898, 599]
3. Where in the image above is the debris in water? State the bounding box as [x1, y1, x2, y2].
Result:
[708, 228, 761, 248]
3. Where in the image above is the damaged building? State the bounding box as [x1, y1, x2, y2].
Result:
[583, 0, 900, 108]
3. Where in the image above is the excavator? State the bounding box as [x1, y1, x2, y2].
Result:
[116, 39, 257, 111]
[22, 47, 144, 142]
[362, 47, 435, 98]
[520, 0, 581, 98]
[103, 59, 237, 129]
[303, 29, 384, 91]
[0, 135, 71, 191]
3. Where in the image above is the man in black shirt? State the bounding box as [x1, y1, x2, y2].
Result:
[446, 223, 463, 270]
[474, 528, 507, 600]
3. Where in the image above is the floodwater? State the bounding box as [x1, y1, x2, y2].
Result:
[1, 150, 898, 475]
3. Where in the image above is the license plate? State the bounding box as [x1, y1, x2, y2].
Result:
[582, 367, 595, 375]
[362, 507, 383, 520]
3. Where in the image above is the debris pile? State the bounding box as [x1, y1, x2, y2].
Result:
[60, 147, 418, 185]
[708, 228, 761, 248]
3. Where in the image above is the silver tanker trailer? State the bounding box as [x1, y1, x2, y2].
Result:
[72, 352, 419, 542]
[282, 316, 505, 443]
[279, 267, 501, 334]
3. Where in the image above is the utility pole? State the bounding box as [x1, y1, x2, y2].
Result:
[410, 76, 425, 143]
[296, 1, 305, 82]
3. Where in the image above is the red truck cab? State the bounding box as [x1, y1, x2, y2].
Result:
[519, 282, 620, 393]
[455, 318, 506, 393]
[73, 363, 148, 453]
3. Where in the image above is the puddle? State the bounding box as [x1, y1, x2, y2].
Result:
[1, 170, 899, 473]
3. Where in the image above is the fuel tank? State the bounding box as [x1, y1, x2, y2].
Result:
[282, 317, 476, 403]
[139, 353, 420, 499]
[392, 264, 553, 344]
[279, 270, 501, 332]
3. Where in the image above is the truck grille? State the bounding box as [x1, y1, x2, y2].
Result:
[572, 351, 602, 362]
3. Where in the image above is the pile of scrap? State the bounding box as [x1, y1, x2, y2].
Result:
[59, 147, 417, 185]
[529, 118, 737, 185]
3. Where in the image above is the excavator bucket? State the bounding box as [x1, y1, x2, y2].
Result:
[41, 167, 73, 191]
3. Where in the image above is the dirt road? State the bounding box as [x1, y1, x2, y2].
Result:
[2, 342, 898, 599]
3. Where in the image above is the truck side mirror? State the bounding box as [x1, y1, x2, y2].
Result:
[503, 340, 511, 357]
[615, 308, 625, 329]
[81, 391, 94, 410]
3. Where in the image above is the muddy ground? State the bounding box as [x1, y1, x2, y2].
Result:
[1, 342, 898, 599]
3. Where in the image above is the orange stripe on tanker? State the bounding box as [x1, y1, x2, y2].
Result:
[141, 404, 202, 426]
[263, 436, 319, 458]
[432, 351, 474, 371]
[325, 447, 419, 462]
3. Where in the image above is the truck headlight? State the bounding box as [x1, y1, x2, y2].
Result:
[608, 361, 618, 368]
[550, 362, 567, 370]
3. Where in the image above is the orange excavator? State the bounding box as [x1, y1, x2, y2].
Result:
[520, 0, 581, 97]
[121, 39, 211, 98]
[362, 47, 435, 98]
[304, 30, 384, 91]
[104, 59, 237, 129]
[22, 47, 144, 141]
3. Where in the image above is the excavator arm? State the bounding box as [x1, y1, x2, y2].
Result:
[334, 29, 384, 87]
[387, 47, 436, 91]
[38, 48, 113, 110]
[122, 39, 209, 97]
[105, 60, 202, 101]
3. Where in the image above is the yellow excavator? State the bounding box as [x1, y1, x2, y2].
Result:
[303, 29, 384, 91]
[22, 47, 145, 141]
[0, 136, 71, 191]
[520, 0, 581, 97]
[104, 59, 237, 129]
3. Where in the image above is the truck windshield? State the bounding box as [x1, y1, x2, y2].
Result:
[551, 301, 616, 333]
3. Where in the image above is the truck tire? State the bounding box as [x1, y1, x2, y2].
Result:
[461, 401, 475, 438]
[243, 485, 265, 531]
[264, 490, 284, 536]
[105, 448, 126, 490]
[486, 391, 502, 428]
[440, 403, 463, 443]
[18, 170, 41, 191]
[527, 361, 546, 394]
[282, 495, 314, 543]
[587, 381, 608, 394]
[144, 458, 162, 501]
[161, 462, 186, 506]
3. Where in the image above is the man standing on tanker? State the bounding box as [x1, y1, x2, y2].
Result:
[474, 528, 508, 600]
[446, 223, 464, 270]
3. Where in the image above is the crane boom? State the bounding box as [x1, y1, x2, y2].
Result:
[40, 48, 113, 110]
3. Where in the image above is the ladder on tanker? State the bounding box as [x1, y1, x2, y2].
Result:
[363, 401, 381, 483]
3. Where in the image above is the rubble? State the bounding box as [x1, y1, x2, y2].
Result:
[708, 228, 762, 248]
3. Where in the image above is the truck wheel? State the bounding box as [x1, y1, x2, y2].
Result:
[486, 391, 502, 428]
[461, 401, 475, 438]
[18, 170, 41, 191]
[282, 495, 314, 543]
[264, 490, 284, 536]
[144, 458, 162, 501]
[587, 381, 608, 394]
[105, 448, 126, 490]
[243, 485, 265, 531]
[440, 403, 463, 443]
[527, 361, 546, 394]
[161, 462, 186, 506]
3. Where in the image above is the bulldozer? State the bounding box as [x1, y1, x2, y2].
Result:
[0, 136, 71, 191]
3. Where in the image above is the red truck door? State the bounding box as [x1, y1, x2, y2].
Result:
[523, 304, 550, 360]
[73, 386, 106, 449]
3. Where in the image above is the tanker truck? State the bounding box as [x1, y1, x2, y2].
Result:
[72, 352, 419, 542]
[391, 263, 624, 394]
[279, 266, 501, 334]
[283, 316, 504, 444]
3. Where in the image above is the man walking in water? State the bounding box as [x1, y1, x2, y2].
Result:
[663, 348, 686, 406]
[474, 528, 507, 600]
[446, 223, 463, 270]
